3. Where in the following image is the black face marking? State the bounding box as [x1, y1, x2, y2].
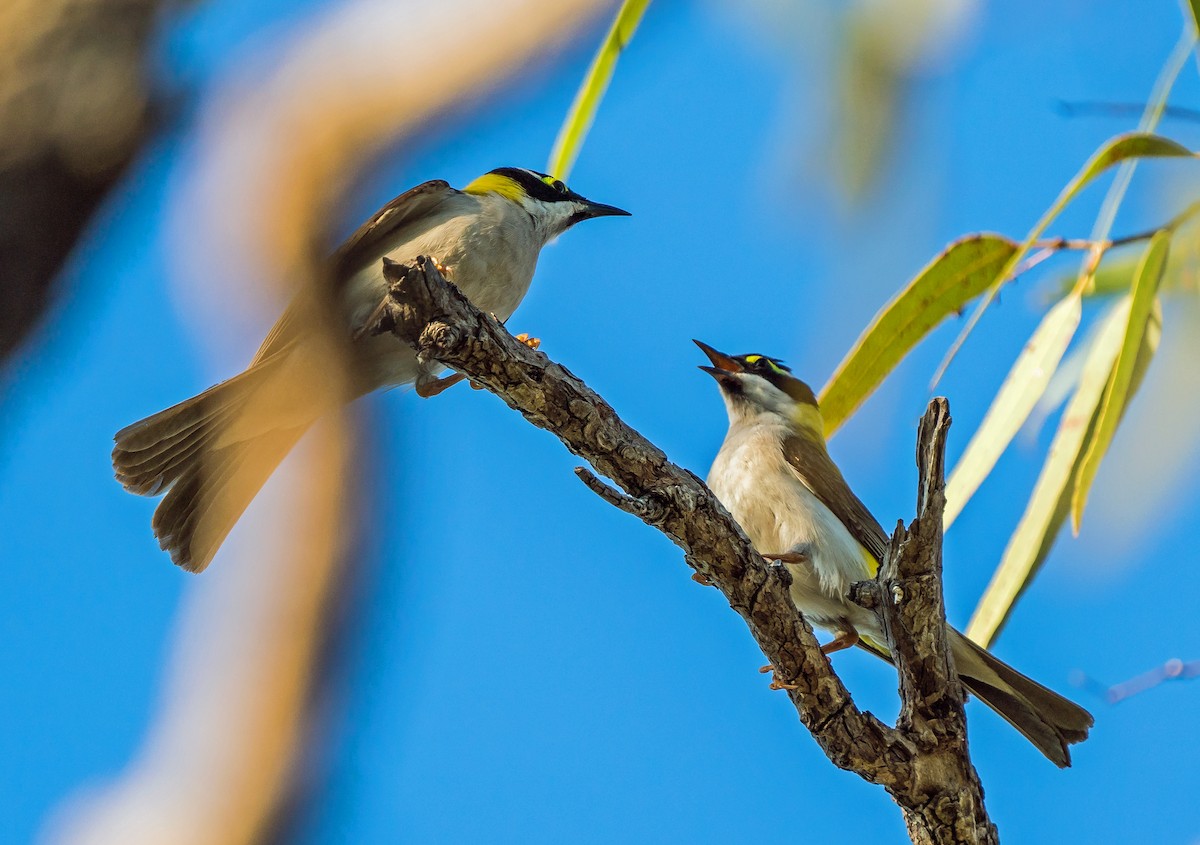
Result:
[735, 354, 818, 407]
[488, 167, 584, 204]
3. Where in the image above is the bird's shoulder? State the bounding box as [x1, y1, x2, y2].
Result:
[330, 179, 462, 280]
[780, 431, 889, 562]
[250, 181, 465, 367]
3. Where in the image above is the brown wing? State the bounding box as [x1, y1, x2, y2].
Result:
[782, 432, 890, 565]
[330, 179, 458, 281]
[251, 179, 459, 365]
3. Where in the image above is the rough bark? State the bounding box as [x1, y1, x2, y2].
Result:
[376, 257, 997, 843]
[854, 401, 998, 844]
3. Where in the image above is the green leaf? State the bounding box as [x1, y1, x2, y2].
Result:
[1050, 252, 1139, 300]
[943, 294, 1082, 528]
[818, 234, 1019, 436]
[1071, 230, 1171, 531]
[1188, 1, 1200, 36]
[933, 133, 1193, 383]
[546, 0, 651, 182]
[965, 299, 1125, 647]
[965, 297, 1162, 647]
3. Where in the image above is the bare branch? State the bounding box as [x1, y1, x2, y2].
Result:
[870, 400, 998, 845]
[376, 257, 998, 842]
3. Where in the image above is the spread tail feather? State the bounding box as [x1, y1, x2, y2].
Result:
[113, 366, 272, 496]
[151, 425, 306, 572]
[113, 361, 310, 572]
[948, 628, 1093, 767]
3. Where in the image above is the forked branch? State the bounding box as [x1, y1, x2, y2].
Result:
[374, 257, 995, 843]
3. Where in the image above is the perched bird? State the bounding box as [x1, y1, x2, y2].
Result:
[696, 340, 1093, 767]
[113, 168, 629, 572]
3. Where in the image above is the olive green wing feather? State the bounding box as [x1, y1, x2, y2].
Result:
[252, 179, 459, 364]
[781, 432, 890, 567]
[331, 179, 458, 280]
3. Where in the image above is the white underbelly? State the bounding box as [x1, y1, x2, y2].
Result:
[707, 426, 879, 635]
[342, 211, 539, 388]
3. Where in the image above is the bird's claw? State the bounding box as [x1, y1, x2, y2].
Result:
[415, 372, 466, 398]
[761, 551, 810, 565]
[759, 664, 798, 690]
[820, 630, 860, 655]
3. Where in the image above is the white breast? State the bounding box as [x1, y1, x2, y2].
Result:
[343, 193, 540, 388]
[707, 419, 877, 631]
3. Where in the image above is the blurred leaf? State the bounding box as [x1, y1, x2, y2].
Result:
[966, 296, 1161, 647]
[819, 234, 1018, 436]
[546, 0, 651, 182]
[1188, 1, 1200, 36]
[933, 132, 1194, 383]
[1050, 252, 1139, 300]
[835, 15, 902, 199]
[944, 293, 1082, 528]
[1071, 230, 1171, 531]
[966, 298, 1126, 646]
[1051, 252, 1197, 300]
[1022, 132, 1191, 257]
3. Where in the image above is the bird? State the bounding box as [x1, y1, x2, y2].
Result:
[112, 167, 629, 573]
[695, 339, 1093, 767]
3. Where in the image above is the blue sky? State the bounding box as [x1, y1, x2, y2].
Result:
[3, 1, 1200, 842]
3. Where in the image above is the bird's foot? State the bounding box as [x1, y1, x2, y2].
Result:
[415, 372, 466, 398]
[757, 665, 799, 691]
[761, 550, 810, 565]
[820, 629, 859, 655]
[514, 332, 541, 350]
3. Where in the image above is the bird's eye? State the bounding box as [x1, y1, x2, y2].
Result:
[553, 180, 567, 194]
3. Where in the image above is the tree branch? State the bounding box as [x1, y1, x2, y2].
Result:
[857, 400, 999, 845]
[375, 257, 996, 842]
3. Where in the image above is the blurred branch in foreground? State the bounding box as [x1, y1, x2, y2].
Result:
[43, 1, 615, 843]
[0, 0, 161, 373]
[369, 257, 996, 844]
[1072, 658, 1200, 705]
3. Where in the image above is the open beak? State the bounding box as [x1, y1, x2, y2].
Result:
[694, 339, 743, 379]
[582, 199, 631, 218]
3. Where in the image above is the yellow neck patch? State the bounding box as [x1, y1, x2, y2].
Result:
[791, 403, 824, 438]
[463, 173, 524, 202]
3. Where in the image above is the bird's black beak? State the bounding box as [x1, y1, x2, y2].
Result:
[581, 199, 631, 218]
[694, 339, 743, 380]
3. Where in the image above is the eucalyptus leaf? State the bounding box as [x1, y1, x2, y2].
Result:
[546, 0, 651, 182]
[819, 234, 1018, 436]
[933, 132, 1193, 384]
[966, 297, 1162, 647]
[1071, 230, 1171, 531]
[943, 294, 1082, 529]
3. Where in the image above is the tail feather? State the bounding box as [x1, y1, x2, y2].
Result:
[115, 430, 218, 496]
[113, 375, 254, 495]
[113, 360, 312, 573]
[948, 628, 1093, 767]
[151, 427, 305, 572]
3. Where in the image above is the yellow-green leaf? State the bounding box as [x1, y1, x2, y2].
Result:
[944, 294, 1082, 529]
[546, 0, 651, 182]
[966, 297, 1161, 647]
[933, 133, 1193, 384]
[1071, 230, 1171, 531]
[1051, 252, 1139, 300]
[1188, 1, 1200, 36]
[965, 299, 1127, 646]
[819, 234, 1018, 436]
